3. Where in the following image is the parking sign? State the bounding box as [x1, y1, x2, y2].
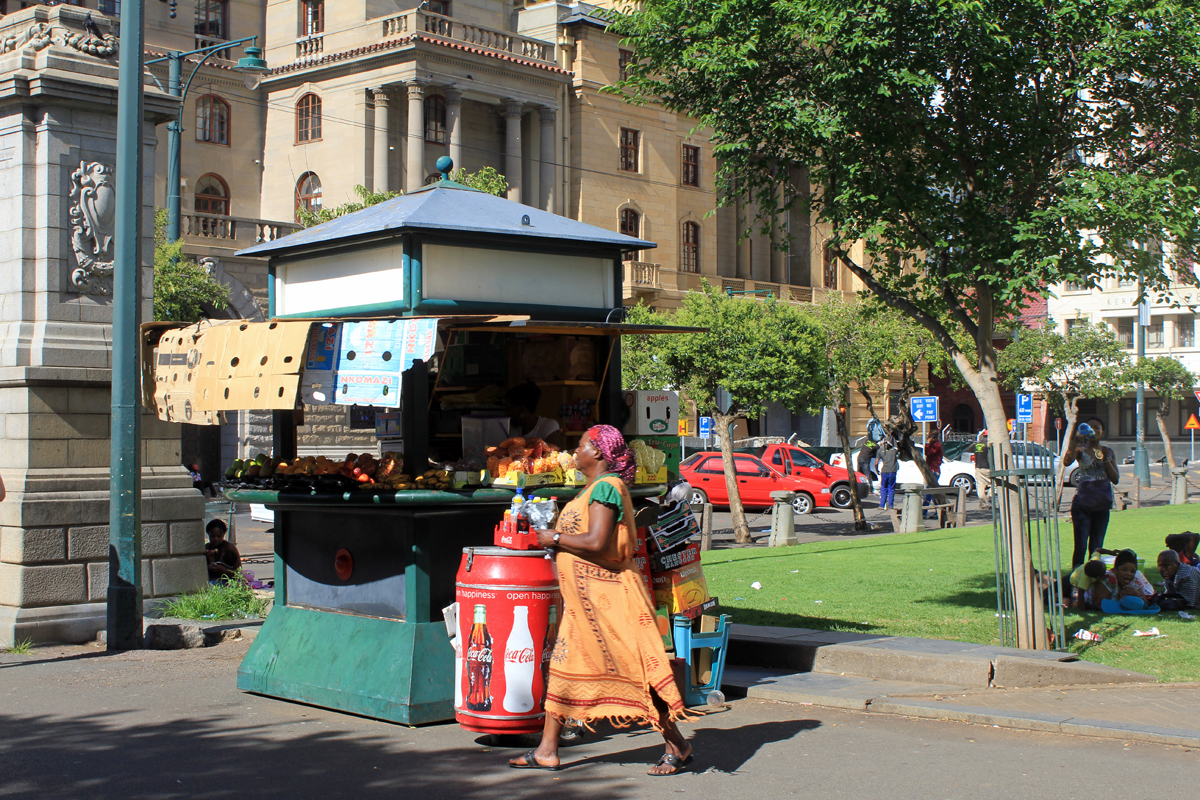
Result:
[1017, 393, 1033, 424]
[699, 416, 713, 438]
[910, 396, 938, 423]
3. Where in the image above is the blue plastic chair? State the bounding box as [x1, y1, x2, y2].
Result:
[671, 614, 731, 706]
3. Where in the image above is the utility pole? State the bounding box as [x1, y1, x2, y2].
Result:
[1134, 279, 1151, 487]
[108, 0, 146, 650]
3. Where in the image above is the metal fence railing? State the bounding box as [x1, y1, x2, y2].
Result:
[990, 446, 1066, 650]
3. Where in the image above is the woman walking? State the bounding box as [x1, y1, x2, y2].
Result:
[508, 424, 693, 776]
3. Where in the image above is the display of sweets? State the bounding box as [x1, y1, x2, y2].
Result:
[558, 398, 594, 431]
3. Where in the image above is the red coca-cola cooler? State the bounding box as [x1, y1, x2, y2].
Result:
[454, 546, 562, 735]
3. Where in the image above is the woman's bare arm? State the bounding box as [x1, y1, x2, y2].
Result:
[537, 502, 616, 556]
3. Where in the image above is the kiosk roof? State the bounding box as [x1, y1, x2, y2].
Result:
[237, 181, 655, 259]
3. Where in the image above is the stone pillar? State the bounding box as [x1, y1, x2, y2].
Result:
[503, 100, 523, 204]
[372, 87, 390, 194]
[445, 88, 463, 173]
[0, 6, 207, 647]
[406, 81, 426, 193]
[538, 107, 555, 212]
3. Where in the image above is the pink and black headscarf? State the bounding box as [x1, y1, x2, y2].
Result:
[586, 424, 636, 485]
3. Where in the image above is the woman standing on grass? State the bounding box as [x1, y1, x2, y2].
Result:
[508, 424, 693, 776]
[1063, 419, 1120, 568]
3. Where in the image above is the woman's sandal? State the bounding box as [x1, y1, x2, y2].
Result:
[509, 749, 561, 771]
[647, 752, 694, 776]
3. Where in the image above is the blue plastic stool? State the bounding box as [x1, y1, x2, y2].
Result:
[671, 614, 731, 707]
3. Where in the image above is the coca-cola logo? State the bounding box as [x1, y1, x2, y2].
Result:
[506, 647, 535, 664]
[467, 645, 492, 664]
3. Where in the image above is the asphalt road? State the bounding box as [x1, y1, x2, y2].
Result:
[2, 639, 1197, 800]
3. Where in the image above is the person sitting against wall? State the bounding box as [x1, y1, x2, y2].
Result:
[205, 519, 241, 584]
[505, 381, 562, 448]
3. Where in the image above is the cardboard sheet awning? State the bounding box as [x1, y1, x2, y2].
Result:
[143, 315, 529, 424]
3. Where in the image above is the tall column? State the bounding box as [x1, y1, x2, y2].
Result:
[406, 81, 426, 193]
[503, 99, 523, 204]
[372, 87, 390, 194]
[538, 107, 555, 212]
[445, 87, 463, 173]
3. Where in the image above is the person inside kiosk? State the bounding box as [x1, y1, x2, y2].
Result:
[504, 381, 562, 449]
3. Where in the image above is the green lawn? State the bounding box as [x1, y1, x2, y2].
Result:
[701, 505, 1200, 682]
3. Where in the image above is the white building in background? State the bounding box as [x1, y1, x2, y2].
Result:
[1048, 275, 1200, 461]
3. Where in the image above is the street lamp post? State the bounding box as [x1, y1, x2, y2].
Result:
[147, 40, 269, 242]
[1135, 277, 1152, 486]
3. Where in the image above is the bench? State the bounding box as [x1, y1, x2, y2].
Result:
[890, 484, 968, 532]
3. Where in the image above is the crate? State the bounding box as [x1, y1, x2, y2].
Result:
[671, 613, 731, 707]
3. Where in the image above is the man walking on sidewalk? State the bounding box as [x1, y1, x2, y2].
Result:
[878, 440, 899, 510]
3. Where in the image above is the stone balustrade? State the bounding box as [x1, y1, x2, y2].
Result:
[295, 35, 323, 61]
[181, 213, 301, 247]
[380, 10, 555, 66]
[628, 260, 662, 288]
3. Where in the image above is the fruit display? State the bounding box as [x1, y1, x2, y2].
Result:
[221, 451, 451, 492]
[484, 437, 563, 479]
[629, 439, 667, 474]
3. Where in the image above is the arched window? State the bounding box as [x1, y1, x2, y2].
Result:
[425, 172, 443, 185]
[424, 95, 446, 143]
[681, 221, 700, 273]
[295, 172, 322, 218]
[296, 93, 322, 143]
[195, 95, 230, 145]
[619, 209, 640, 262]
[194, 173, 230, 216]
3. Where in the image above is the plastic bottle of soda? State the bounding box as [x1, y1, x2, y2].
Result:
[502, 605, 536, 713]
[466, 604, 493, 712]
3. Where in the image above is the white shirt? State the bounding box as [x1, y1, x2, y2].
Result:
[518, 416, 560, 441]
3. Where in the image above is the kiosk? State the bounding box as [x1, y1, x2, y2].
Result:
[142, 159, 695, 725]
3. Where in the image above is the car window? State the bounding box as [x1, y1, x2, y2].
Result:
[1010, 443, 1026, 456]
[770, 451, 785, 467]
[1031, 444, 1051, 458]
[697, 457, 725, 474]
[791, 449, 821, 469]
[734, 456, 769, 477]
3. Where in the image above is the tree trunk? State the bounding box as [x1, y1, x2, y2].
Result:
[713, 411, 751, 544]
[1054, 398, 1078, 509]
[1156, 409, 1176, 468]
[835, 397, 868, 530]
[952, 348, 1048, 650]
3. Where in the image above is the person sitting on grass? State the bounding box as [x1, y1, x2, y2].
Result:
[1165, 532, 1200, 568]
[1091, 549, 1153, 606]
[205, 519, 240, 584]
[1154, 549, 1200, 610]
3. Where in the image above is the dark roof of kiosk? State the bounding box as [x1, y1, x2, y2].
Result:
[237, 173, 655, 259]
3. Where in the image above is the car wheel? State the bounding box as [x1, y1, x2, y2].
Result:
[689, 487, 709, 506]
[1068, 468, 1080, 487]
[951, 474, 976, 497]
[830, 484, 854, 509]
[792, 493, 814, 515]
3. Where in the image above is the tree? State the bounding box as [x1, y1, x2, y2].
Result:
[452, 166, 509, 197]
[624, 281, 828, 542]
[296, 184, 401, 228]
[614, 0, 1200, 648]
[997, 320, 1130, 504]
[1129, 356, 1198, 468]
[152, 209, 230, 322]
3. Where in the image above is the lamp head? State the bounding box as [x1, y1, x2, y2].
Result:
[236, 46, 269, 90]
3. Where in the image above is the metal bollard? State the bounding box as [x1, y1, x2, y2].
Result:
[1172, 467, 1189, 505]
[769, 491, 797, 547]
[899, 484, 924, 534]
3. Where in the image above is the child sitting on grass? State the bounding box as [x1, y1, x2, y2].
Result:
[1069, 560, 1108, 611]
[1091, 550, 1153, 607]
[1165, 532, 1200, 568]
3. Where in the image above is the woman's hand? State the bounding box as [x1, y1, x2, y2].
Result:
[536, 528, 559, 548]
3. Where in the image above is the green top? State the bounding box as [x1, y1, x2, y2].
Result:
[588, 474, 626, 522]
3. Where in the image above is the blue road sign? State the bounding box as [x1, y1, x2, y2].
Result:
[699, 416, 713, 438]
[910, 396, 938, 423]
[1017, 393, 1033, 424]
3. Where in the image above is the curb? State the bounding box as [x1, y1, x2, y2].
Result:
[866, 697, 1200, 748]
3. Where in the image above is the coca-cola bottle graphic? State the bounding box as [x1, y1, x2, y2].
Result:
[466, 604, 493, 712]
[502, 605, 536, 713]
[541, 604, 559, 699]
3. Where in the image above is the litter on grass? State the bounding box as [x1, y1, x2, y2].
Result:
[814, 600, 823, 604]
[1133, 627, 1165, 638]
[1074, 629, 1103, 643]
[750, 582, 762, 590]
[1180, 611, 1196, 620]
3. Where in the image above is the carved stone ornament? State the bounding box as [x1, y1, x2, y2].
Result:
[1, 21, 118, 58]
[68, 160, 116, 296]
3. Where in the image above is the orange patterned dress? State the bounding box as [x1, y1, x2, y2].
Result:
[543, 475, 688, 731]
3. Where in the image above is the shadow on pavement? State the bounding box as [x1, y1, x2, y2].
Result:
[0, 710, 634, 800]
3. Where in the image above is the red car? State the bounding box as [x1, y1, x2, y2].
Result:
[679, 452, 833, 515]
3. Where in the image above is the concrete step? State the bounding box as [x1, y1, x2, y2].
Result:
[722, 666, 965, 710]
[727, 624, 1151, 689]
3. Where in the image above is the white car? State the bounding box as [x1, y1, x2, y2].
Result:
[837, 445, 978, 496]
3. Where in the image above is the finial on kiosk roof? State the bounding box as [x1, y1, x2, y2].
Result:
[436, 156, 453, 181]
